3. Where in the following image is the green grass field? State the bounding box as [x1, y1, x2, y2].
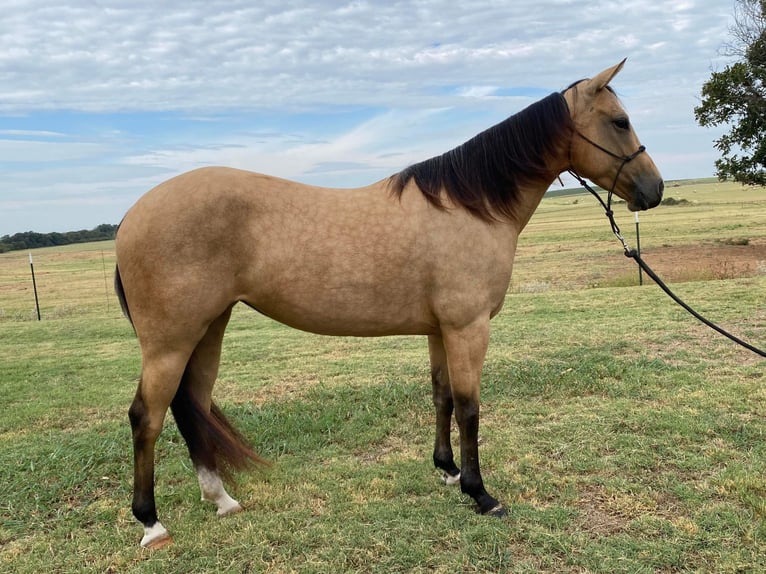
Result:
[1, 180, 765, 573]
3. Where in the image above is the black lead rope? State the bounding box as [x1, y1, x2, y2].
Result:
[568, 170, 766, 359]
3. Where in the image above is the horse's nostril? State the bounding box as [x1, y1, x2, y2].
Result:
[658, 180, 665, 195]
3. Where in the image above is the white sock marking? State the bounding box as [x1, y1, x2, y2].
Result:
[196, 467, 242, 515]
[442, 471, 461, 486]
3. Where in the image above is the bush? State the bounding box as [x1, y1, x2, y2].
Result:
[661, 197, 691, 206]
[716, 237, 750, 246]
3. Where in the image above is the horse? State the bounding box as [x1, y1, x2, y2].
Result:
[114, 60, 664, 548]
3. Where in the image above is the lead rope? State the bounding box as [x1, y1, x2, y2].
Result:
[568, 170, 766, 359]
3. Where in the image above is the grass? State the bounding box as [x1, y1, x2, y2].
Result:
[1, 179, 765, 572]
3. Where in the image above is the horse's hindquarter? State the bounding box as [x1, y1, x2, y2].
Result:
[117, 167, 518, 339]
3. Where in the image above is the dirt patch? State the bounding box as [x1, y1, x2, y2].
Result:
[514, 239, 766, 292]
[606, 240, 766, 285]
[573, 483, 682, 538]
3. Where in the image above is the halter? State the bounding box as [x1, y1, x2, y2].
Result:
[567, 129, 646, 254]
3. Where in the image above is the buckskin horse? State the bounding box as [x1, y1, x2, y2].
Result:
[115, 60, 663, 548]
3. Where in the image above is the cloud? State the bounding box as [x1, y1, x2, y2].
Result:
[0, 0, 731, 113]
[0, 0, 741, 234]
[0, 129, 67, 137]
[0, 139, 102, 162]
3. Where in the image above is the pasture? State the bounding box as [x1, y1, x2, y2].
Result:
[1, 179, 765, 573]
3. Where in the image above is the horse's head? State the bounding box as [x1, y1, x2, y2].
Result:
[564, 60, 664, 211]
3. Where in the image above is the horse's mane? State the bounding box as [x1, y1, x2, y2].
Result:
[389, 92, 574, 222]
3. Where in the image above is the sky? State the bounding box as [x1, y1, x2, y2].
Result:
[0, 0, 736, 235]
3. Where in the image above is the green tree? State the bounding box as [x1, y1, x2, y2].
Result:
[0, 223, 118, 252]
[695, 0, 766, 186]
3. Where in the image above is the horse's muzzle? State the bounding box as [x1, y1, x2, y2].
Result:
[629, 177, 664, 211]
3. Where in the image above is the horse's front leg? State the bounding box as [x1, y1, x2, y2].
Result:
[442, 320, 506, 517]
[428, 334, 461, 485]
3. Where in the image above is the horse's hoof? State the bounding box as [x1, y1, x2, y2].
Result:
[217, 503, 243, 517]
[484, 503, 507, 518]
[144, 534, 174, 550]
[140, 522, 172, 549]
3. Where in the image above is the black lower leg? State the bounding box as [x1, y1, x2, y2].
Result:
[460, 468, 505, 516]
[455, 397, 506, 517]
[132, 482, 158, 527]
[129, 395, 160, 528]
[432, 367, 459, 479]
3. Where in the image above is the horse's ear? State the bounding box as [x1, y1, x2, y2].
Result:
[585, 58, 627, 95]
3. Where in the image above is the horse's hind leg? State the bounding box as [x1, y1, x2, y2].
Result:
[169, 306, 262, 516]
[176, 307, 242, 516]
[129, 350, 190, 549]
[428, 334, 461, 485]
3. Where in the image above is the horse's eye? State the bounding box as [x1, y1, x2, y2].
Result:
[613, 118, 630, 130]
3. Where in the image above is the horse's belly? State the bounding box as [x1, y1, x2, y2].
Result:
[246, 289, 438, 337]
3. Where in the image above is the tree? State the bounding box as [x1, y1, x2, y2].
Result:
[695, 0, 766, 186]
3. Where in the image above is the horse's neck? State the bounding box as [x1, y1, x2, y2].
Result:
[511, 177, 558, 233]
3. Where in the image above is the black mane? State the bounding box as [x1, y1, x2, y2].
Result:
[389, 92, 574, 222]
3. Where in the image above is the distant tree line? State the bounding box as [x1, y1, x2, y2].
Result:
[0, 223, 118, 253]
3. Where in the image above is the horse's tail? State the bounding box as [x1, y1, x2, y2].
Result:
[170, 375, 268, 482]
[114, 264, 134, 328]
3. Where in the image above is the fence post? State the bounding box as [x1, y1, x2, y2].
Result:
[29, 252, 41, 320]
[635, 212, 643, 286]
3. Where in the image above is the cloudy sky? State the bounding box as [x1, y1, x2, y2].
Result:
[0, 0, 735, 235]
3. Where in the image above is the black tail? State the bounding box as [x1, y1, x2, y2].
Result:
[170, 372, 267, 483]
[114, 264, 133, 328]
